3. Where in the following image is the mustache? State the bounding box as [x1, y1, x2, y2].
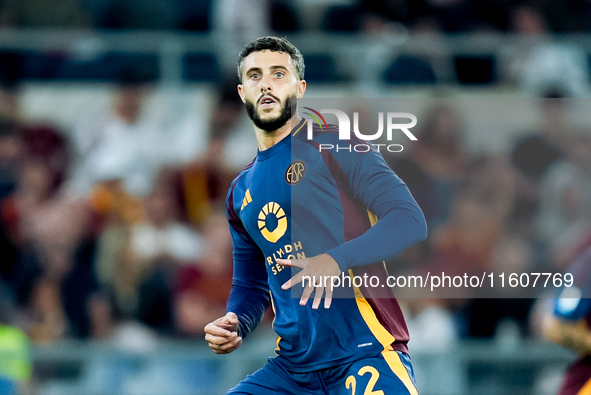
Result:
[257, 93, 280, 105]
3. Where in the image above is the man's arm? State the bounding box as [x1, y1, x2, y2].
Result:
[545, 282, 591, 355]
[225, 228, 271, 339]
[544, 316, 591, 355]
[205, 232, 270, 352]
[279, 143, 426, 309]
[205, 191, 270, 353]
[325, 146, 427, 272]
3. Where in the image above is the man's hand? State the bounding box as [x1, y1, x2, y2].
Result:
[204, 312, 242, 354]
[277, 254, 341, 309]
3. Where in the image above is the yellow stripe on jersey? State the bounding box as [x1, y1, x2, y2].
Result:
[368, 210, 379, 226]
[292, 119, 307, 137]
[350, 210, 396, 349]
[350, 270, 396, 350]
[241, 189, 253, 211]
[269, 292, 281, 352]
[578, 377, 591, 395]
[364, 211, 417, 394]
[381, 349, 419, 395]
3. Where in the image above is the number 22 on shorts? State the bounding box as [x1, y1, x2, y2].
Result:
[346, 366, 384, 395]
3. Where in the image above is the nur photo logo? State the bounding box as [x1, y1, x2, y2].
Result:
[302, 107, 418, 153]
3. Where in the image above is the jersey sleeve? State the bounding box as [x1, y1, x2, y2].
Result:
[226, 186, 270, 339]
[324, 144, 427, 271]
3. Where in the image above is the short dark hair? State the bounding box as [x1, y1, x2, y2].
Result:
[237, 36, 305, 83]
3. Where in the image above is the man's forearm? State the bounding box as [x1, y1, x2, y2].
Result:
[326, 200, 427, 272]
[545, 317, 591, 355]
[226, 282, 270, 339]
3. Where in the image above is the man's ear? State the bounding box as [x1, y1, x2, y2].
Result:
[237, 84, 246, 103]
[296, 80, 306, 99]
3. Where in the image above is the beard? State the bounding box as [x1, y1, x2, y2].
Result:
[245, 93, 296, 132]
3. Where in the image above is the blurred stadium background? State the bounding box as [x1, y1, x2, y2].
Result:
[0, 0, 591, 394]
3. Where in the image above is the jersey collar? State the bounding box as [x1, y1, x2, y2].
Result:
[256, 118, 306, 162]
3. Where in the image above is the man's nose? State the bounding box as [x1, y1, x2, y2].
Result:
[260, 74, 272, 92]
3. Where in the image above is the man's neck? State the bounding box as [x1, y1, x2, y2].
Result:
[255, 116, 301, 151]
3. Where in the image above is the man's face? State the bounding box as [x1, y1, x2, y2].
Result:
[238, 50, 306, 132]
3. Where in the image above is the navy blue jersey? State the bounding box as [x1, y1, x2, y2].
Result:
[226, 119, 427, 372]
[553, 247, 591, 395]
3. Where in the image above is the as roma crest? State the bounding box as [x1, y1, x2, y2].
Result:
[285, 161, 305, 185]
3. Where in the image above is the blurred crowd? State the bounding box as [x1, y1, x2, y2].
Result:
[382, 94, 591, 351]
[0, 0, 591, 34]
[0, 74, 249, 346]
[2, 0, 591, 98]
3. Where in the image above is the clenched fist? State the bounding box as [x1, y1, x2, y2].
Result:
[204, 312, 242, 354]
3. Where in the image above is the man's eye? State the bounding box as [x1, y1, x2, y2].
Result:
[275, 72, 284, 77]
[251, 73, 260, 79]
